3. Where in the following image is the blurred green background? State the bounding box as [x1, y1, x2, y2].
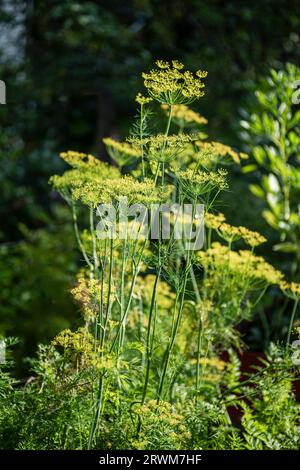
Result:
[0, 0, 299, 373]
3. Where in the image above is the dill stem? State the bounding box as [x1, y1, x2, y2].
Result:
[157, 198, 196, 402]
[140, 103, 145, 179]
[111, 211, 151, 353]
[89, 237, 114, 448]
[110, 255, 141, 353]
[118, 237, 127, 355]
[195, 315, 203, 397]
[157, 252, 191, 403]
[286, 298, 299, 350]
[164, 105, 173, 145]
[103, 237, 114, 344]
[141, 268, 161, 404]
[98, 239, 107, 342]
[90, 206, 99, 270]
[72, 203, 93, 272]
[88, 372, 104, 449]
[161, 162, 165, 186]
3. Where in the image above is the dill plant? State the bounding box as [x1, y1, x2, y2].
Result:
[47, 60, 300, 449]
[2, 61, 300, 450]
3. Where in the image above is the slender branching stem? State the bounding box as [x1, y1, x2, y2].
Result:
[286, 298, 299, 350]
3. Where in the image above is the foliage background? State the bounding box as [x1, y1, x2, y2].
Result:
[0, 0, 299, 372]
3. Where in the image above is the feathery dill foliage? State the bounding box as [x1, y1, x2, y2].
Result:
[2, 60, 300, 451]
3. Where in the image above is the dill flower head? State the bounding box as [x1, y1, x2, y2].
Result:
[130, 133, 194, 164]
[103, 138, 140, 158]
[193, 141, 248, 166]
[218, 223, 267, 247]
[142, 60, 208, 105]
[205, 212, 266, 247]
[161, 104, 208, 127]
[198, 242, 283, 287]
[72, 175, 171, 207]
[136, 400, 185, 427]
[237, 226, 267, 247]
[280, 281, 300, 300]
[103, 137, 140, 167]
[50, 151, 121, 199]
[58, 150, 121, 175]
[176, 167, 228, 197]
[205, 212, 226, 230]
[135, 92, 153, 105]
[71, 270, 115, 321]
[52, 328, 117, 370]
[59, 150, 102, 169]
[53, 327, 94, 355]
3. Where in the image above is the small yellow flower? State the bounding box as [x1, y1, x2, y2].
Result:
[172, 60, 185, 70]
[135, 93, 153, 105]
[205, 212, 226, 230]
[71, 270, 115, 320]
[52, 327, 94, 355]
[156, 60, 170, 69]
[280, 281, 300, 300]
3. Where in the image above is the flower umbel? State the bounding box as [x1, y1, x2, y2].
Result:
[161, 104, 208, 127]
[129, 133, 195, 164]
[280, 282, 300, 300]
[142, 60, 208, 105]
[176, 168, 228, 198]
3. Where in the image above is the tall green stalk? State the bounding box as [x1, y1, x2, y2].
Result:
[157, 250, 191, 403]
[141, 268, 161, 404]
[286, 298, 299, 350]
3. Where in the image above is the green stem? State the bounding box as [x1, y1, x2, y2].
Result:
[103, 238, 114, 344]
[90, 206, 99, 270]
[164, 105, 173, 143]
[195, 314, 203, 397]
[72, 203, 93, 272]
[141, 268, 161, 404]
[110, 264, 140, 353]
[118, 237, 127, 355]
[140, 103, 145, 179]
[88, 372, 104, 449]
[157, 253, 190, 403]
[286, 298, 299, 350]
